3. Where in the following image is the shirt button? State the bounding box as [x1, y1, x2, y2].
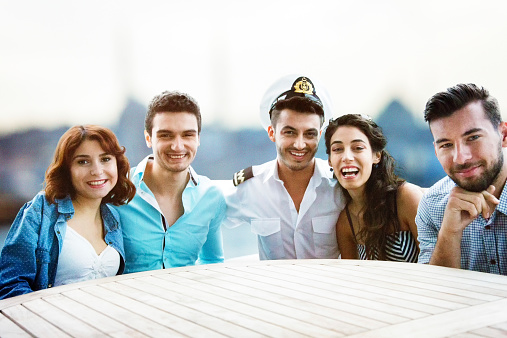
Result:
[490, 259, 497, 265]
[485, 225, 491, 230]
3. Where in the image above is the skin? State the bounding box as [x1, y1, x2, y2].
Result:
[429, 101, 507, 268]
[267, 109, 321, 212]
[68, 139, 118, 255]
[144, 111, 200, 227]
[328, 125, 422, 258]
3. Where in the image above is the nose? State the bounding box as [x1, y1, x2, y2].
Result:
[90, 162, 104, 176]
[342, 147, 354, 162]
[453, 143, 472, 164]
[293, 134, 306, 149]
[171, 136, 184, 151]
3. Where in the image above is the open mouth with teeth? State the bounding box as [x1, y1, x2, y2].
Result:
[169, 154, 186, 159]
[341, 167, 359, 178]
[88, 179, 107, 186]
[290, 151, 305, 158]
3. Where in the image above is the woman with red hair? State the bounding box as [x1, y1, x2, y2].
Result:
[0, 125, 135, 299]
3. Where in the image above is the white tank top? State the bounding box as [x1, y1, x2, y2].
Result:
[54, 225, 120, 287]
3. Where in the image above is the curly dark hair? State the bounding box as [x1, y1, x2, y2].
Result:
[270, 96, 325, 129]
[145, 91, 201, 136]
[424, 83, 500, 128]
[44, 125, 136, 206]
[325, 114, 405, 260]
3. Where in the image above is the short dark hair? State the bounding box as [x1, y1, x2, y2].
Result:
[44, 125, 136, 205]
[270, 96, 325, 129]
[424, 83, 501, 127]
[145, 91, 201, 136]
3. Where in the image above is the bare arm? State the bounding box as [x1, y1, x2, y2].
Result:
[336, 210, 359, 259]
[397, 182, 424, 244]
[429, 185, 498, 268]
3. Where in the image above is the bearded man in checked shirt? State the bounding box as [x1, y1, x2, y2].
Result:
[416, 83, 507, 275]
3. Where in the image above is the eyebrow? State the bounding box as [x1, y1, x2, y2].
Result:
[434, 128, 483, 145]
[281, 126, 319, 133]
[331, 139, 367, 146]
[73, 152, 110, 160]
[156, 129, 197, 135]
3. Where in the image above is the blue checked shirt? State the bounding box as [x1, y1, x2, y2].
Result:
[416, 176, 507, 275]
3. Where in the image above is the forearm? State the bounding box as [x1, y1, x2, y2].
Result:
[429, 228, 463, 268]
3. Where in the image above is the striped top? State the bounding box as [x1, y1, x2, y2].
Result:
[345, 206, 419, 262]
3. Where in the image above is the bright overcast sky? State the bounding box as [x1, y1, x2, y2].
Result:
[1, 0, 507, 135]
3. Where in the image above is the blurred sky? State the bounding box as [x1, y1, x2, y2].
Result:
[1, 0, 507, 135]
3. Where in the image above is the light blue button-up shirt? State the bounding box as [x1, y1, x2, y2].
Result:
[416, 175, 507, 275]
[115, 155, 225, 273]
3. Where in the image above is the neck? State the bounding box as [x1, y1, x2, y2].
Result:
[145, 160, 189, 197]
[346, 187, 367, 215]
[72, 197, 102, 220]
[277, 159, 315, 185]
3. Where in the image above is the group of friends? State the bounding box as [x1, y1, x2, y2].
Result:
[1, 75, 506, 300]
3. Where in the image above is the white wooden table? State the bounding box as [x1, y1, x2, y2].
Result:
[1, 259, 507, 337]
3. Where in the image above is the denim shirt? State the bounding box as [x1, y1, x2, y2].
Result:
[0, 192, 125, 299]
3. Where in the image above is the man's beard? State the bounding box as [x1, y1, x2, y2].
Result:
[449, 146, 504, 192]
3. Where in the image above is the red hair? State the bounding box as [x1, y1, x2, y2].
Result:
[44, 125, 135, 205]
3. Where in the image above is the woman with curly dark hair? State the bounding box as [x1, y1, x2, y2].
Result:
[325, 114, 423, 261]
[0, 125, 136, 299]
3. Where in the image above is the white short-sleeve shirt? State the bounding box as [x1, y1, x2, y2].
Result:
[224, 158, 345, 260]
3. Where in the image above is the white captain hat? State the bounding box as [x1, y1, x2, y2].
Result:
[259, 74, 334, 131]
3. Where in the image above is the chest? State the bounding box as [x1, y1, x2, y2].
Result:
[157, 196, 184, 229]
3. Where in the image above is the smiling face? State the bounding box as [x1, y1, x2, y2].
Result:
[70, 139, 118, 203]
[268, 109, 321, 172]
[328, 126, 381, 193]
[145, 111, 200, 173]
[431, 101, 507, 192]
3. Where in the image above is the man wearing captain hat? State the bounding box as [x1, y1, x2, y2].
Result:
[223, 75, 345, 260]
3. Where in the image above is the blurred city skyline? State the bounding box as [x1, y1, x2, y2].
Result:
[2, 0, 507, 136]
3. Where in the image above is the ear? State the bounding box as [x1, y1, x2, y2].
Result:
[500, 122, 507, 147]
[373, 151, 381, 164]
[144, 130, 152, 148]
[267, 125, 276, 143]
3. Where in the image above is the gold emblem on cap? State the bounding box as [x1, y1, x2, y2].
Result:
[293, 77, 313, 95]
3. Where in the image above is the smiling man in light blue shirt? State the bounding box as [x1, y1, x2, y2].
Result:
[115, 91, 225, 273]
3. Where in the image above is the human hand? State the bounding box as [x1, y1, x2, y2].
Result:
[441, 185, 499, 235]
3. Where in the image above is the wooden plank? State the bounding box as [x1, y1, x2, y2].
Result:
[160, 269, 389, 330]
[133, 275, 334, 337]
[296, 263, 499, 303]
[247, 264, 476, 308]
[218, 264, 451, 314]
[21, 298, 104, 337]
[1, 304, 70, 337]
[349, 298, 507, 338]
[318, 260, 507, 290]
[147, 270, 364, 336]
[43, 293, 149, 337]
[467, 327, 507, 337]
[0, 312, 30, 337]
[62, 288, 181, 337]
[167, 269, 368, 336]
[114, 278, 271, 338]
[180, 266, 429, 324]
[327, 262, 507, 298]
[99, 281, 256, 338]
[121, 276, 310, 338]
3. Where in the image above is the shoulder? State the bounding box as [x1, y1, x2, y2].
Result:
[422, 176, 454, 201]
[231, 160, 274, 186]
[397, 182, 424, 202]
[232, 166, 254, 186]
